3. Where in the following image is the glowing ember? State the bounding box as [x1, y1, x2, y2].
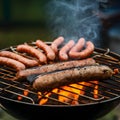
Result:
[93, 81, 99, 99]
[38, 92, 51, 105]
[24, 89, 29, 96]
[18, 96, 22, 101]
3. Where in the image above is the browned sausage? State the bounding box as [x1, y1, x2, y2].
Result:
[59, 40, 75, 61]
[16, 58, 96, 79]
[36, 40, 56, 61]
[32, 65, 113, 91]
[69, 41, 94, 59]
[69, 38, 85, 59]
[16, 44, 47, 64]
[0, 56, 26, 71]
[51, 36, 64, 54]
[0, 51, 39, 67]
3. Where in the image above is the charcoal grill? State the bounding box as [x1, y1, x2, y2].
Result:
[0, 42, 120, 120]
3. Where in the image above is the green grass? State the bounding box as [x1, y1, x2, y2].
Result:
[0, 109, 17, 120]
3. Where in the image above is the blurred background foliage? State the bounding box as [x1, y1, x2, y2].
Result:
[0, 0, 52, 49]
[0, 0, 120, 120]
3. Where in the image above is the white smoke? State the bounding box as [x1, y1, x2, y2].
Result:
[46, 0, 102, 47]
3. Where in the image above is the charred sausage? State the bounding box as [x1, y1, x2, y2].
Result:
[16, 44, 47, 64]
[36, 40, 56, 61]
[59, 40, 75, 61]
[51, 36, 64, 54]
[0, 51, 39, 67]
[32, 65, 113, 91]
[0, 56, 26, 71]
[69, 41, 94, 59]
[16, 58, 96, 79]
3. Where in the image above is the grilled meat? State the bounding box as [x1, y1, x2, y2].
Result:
[32, 65, 113, 91]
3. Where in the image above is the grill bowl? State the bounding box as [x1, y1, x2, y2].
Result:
[0, 95, 120, 120]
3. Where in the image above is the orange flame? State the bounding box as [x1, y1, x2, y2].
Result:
[38, 92, 52, 105]
[93, 81, 99, 99]
[18, 89, 29, 101]
[23, 89, 29, 96]
[18, 81, 99, 105]
[17, 96, 22, 101]
[58, 86, 74, 103]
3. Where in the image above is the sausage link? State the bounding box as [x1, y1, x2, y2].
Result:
[0, 51, 39, 67]
[69, 38, 85, 59]
[51, 36, 64, 54]
[32, 65, 113, 91]
[36, 40, 56, 61]
[0, 56, 26, 71]
[16, 44, 47, 64]
[59, 40, 75, 61]
[69, 41, 94, 59]
[16, 58, 96, 79]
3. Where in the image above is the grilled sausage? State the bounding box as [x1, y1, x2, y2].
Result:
[36, 40, 56, 61]
[32, 65, 113, 91]
[0, 56, 26, 71]
[69, 41, 94, 59]
[69, 38, 85, 59]
[51, 36, 64, 54]
[16, 58, 96, 79]
[16, 44, 47, 64]
[59, 40, 75, 61]
[0, 51, 39, 67]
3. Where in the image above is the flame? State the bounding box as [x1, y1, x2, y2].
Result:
[38, 91, 52, 105]
[37, 82, 86, 105]
[93, 81, 99, 99]
[17, 89, 29, 101]
[58, 86, 74, 103]
[24, 89, 29, 96]
[70, 82, 85, 104]
[17, 96, 22, 101]
[37, 80, 99, 105]
[37, 92, 42, 99]
[53, 82, 85, 105]
[17, 81, 99, 105]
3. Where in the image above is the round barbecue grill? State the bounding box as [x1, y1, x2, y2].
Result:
[0, 42, 120, 120]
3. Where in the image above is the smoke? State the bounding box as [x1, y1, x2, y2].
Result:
[46, 0, 102, 47]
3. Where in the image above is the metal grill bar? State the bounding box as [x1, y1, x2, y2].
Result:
[89, 81, 120, 97]
[59, 85, 104, 101]
[0, 79, 70, 105]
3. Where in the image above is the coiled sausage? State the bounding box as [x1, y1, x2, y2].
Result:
[69, 38, 85, 59]
[16, 44, 47, 64]
[36, 40, 56, 61]
[51, 36, 64, 54]
[69, 41, 94, 59]
[59, 40, 75, 61]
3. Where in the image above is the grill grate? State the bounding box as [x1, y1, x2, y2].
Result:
[0, 43, 120, 106]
